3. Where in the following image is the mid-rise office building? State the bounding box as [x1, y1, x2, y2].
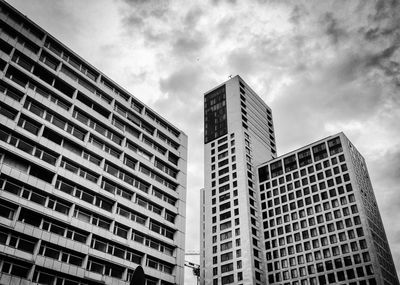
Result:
[200, 75, 276, 284]
[0, 1, 187, 284]
[258, 133, 399, 285]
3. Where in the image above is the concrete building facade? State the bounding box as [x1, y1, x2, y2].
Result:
[258, 133, 399, 285]
[0, 1, 187, 284]
[200, 76, 276, 285]
[201, 77, 399, 285]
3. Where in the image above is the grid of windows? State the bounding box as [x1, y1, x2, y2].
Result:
[0, 2, 186, 284]
[208, 133, 244, 283]
[258, 136, 397, 285]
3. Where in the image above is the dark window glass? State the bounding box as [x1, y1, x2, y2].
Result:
[204, 85, 227, 143]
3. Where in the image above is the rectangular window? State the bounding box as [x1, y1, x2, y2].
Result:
[18, 116, 41, 135]
[0, 79, 24, 101]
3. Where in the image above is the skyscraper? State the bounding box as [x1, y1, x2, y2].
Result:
[201, 75, 276, 284]
[0, 1, 187, 284]
[201, 77, 399, 285]
[258, 133, 399, 285]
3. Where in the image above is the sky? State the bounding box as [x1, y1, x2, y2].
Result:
[6, 0, 400, 283]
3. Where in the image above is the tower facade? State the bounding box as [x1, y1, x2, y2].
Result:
[201, 77, 399, 285]
[257, 133, 399, 285]
[0, 1, 187, 285]
[200, 75, 276, 284]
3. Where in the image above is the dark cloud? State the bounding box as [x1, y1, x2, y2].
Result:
[183, 6, 203, 28]
[320, 12, 347, 45]
[362, 0, 400, 42]
[363, 24, 400, 42]
[122, 13, 144, 29]
[172, 32, 207, 57]
[171, 6, 207, 57]
[119, 0, 171, 38]
[215, 16, 237, 42]
[365, 44, 400, 81]
[289, 4, 307, 26]
[373, 0, 399, 21]
[211, 0, 237, 5]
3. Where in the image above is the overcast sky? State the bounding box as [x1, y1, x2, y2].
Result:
[7, 0, 400, 283]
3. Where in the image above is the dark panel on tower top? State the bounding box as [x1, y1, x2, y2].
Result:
[204, 85, 227, 144]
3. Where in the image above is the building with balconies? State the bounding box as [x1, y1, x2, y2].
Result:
[0, 1, 187, 284]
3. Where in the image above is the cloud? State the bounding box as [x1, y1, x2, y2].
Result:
[183, 6, 204, 28]
[270, 46, 400, 154]
[215, 15, 236, 40]
[362, 0, 400, 42]
[369, 145, 400, 249]
[289, 4, 307, 25]
[118, 0, 172, 43]
[122, 12, 145, 29]
[172, 32, 207, 58]
[159, 65, 204, 101]
[321, 12, 347, 45]
[211, 0, 237, 5]
[373, 0, 399, 21]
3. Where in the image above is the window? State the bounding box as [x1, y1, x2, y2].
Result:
[312, 143, 328, 162]
[90, 135, 121, 158]
[39, 50, 59, 70]
[0, 102, 18, 120]
[221, 274, 234, 285]
[76, 92, 109, 117]
[139, 164, 177, 191]
[7, 133, 58, 165]
[87, 257, 125, 278]
[39, 242, 84, 266]
[149, 220, 174, 239]
[0, 79, 24, 101]
[61, 159, 99, 183]
[17, 116, 41, 135]
[0, 258, 31, 278]
[154, 159, 178, 178]
[73, 207, 111, 230]
[221, 251, 233, 262]
[221, 263, 233, 273]
[146, 110, 180, 138]
[105, 163, 149, 192]
[73, 109, 122, 144]
[0, 228, 37, 253]
[2, 176, 70, 214]
[220, 231, 232, 241]
[220, 241, 232, 251]
[146, 257, 174, 275]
